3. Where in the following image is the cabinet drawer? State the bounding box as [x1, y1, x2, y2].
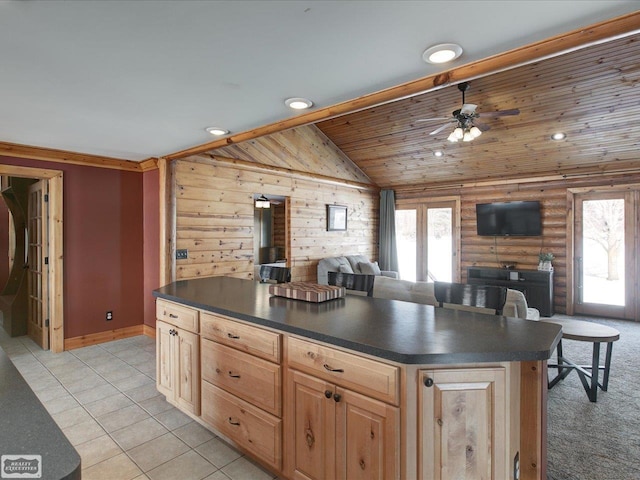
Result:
[288, 337, 399, 405]
[201, 338, 281, 416]
[156, 299, 199, 333]
[200, 312, 281, 363]
[201, 381, 282, 471]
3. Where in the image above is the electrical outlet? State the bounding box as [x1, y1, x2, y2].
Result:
[106, 311, 113, 321]
[176, 249, 188, 260]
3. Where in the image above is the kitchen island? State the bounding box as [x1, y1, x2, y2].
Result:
[0, 347, 81, 480]
[154, 276, 561, 480]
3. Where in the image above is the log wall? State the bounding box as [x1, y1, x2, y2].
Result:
[396, 172, 640, 314]
[173, 155, 379, 283]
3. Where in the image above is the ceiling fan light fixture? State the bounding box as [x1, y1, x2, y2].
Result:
[463, 131, 474, 142]
[422, 43, 463, 64]
[551, 132, 566, 141]
[285, 97, 313, 110]
[255, 194, 270, 209]
[205, 127, 229, 136]
[447, 132, 458, 143]
[469, 126, 482, 138]
[454, 127, 464, 140]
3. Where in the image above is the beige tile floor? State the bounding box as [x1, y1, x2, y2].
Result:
[0, 328, 279, 480]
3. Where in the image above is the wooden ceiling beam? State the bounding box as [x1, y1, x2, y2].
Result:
[0, 141, 153, 172]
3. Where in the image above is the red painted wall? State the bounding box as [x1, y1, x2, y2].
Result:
[143, 168, 159, 328]
[0, 155, 145, 338]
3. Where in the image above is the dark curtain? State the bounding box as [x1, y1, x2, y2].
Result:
[379, 189, 398, 272]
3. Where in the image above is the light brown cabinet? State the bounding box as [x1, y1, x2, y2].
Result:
[286, 349, 399, 480]
[418, 367, 512, 480]
[155, 297, 523, 480]
[200, 311, 283, 470]
[156, 314, 200, 415]
[285, 337, 401, 480]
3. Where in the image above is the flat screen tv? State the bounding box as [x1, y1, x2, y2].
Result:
[476, 201, 542, 236]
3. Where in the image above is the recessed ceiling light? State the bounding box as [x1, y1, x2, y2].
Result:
[551, 132, 567, 141]
[285, 97, 313, 110]
[434, 150, 444, 157]
[205, 127, 229, 136]
[422, 43, 463, 64]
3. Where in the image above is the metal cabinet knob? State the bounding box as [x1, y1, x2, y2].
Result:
[424, 377, 434, 387]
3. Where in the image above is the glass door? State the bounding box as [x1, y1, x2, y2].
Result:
[395, 199, 459, 282]
[574, 191, 635, 319]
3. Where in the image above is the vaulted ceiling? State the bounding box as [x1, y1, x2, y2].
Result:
[313, 33, 640, 188]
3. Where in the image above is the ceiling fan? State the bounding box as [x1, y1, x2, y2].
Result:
[416, 82, 520, 142]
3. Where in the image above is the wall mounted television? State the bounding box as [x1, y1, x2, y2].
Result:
[476, 201, 542, 236]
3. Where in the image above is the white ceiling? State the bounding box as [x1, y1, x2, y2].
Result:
[1, 0, 638, 162]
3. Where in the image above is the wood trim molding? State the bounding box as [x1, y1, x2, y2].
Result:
[157, 157, 174, 286]
[191, 154, 379, 192]
[0, 141, 143, 172]
[143, 324, 156, 339]
[165, 12, 640, 161]
[0, 164, 65, 353]
[139, 158, 159, 172]
[64, 325, 145, 350]
[520, 360, 548, 480]
[397, 167, 640, 196]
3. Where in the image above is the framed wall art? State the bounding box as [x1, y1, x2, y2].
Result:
[326, 204, 347, 231]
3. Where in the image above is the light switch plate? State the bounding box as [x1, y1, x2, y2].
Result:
[176, 249, 188, 260]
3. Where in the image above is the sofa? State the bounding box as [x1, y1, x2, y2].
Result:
[317, 254, 399, 285]
[371, 276, 540, 320]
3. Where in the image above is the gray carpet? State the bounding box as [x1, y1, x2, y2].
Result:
[547, 315, 640, 480]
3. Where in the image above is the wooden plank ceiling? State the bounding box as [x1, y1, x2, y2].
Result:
[312, 33, 640, 189]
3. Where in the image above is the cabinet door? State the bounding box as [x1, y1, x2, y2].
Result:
[335, 387, 399, 480]
[156, 320, 174, 399]
[419, 367, 507, 480]
[175, 328, 200, 415]
[286, 370, 336, 480]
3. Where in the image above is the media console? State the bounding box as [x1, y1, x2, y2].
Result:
[467, 266, 554, 317]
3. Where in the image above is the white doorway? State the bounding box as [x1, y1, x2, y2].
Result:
[395, 197, 460, 282]
[572, 189, 636, 320]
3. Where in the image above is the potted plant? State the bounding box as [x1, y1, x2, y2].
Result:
[538, 252, 554, 271]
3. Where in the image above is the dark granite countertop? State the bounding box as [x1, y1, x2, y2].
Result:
[154, 276, 562, 365]
[0, 348, 81, 480]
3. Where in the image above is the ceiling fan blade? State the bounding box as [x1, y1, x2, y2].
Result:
[477, 108, 520, 117]
[474, 122, 491, 132]
[460, 103, 477, 115]
[429, 123, 452, 135]
[415, 117, 451, 123]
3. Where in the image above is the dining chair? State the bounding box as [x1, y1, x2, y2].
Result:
[259, 265, 291, 284]
[327, 272, 375, 297]
[433, 281, 508, 315]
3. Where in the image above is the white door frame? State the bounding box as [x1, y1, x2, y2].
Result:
[0, 165, 64, 352]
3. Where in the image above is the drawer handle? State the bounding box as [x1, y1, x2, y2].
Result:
[169, 313, 178, 319]
[228, 371, 241, 379]
[228, 417, 240, 426]
[227, 333, 240, 339]
[323, 363, 344, 373]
